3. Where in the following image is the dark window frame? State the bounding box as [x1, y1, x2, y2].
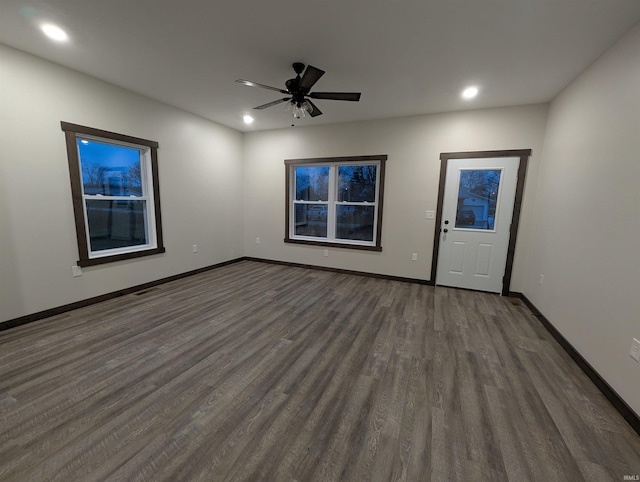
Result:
[284, 155, 387, 251]
[61, 121, 165, 267]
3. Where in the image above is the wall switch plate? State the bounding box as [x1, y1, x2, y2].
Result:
[425, 210, 435, 219]
[323, 249, 329, 257]
[539, 274, 544, 286]
[631, 338, 640, 362]
[256, 237, 260, 244]
[412, 253, 418, 261]
[72, 266, 82, 277]
[192, 244, 198, 253]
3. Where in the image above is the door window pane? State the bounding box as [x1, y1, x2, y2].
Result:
[455, 169, 501, 229]
[78, 139, 143, 196]
[294, 204, 328, 237]
[86, 199, 148, 251]
[295, 166, 329, 201]
[337, 165, 377, 202]
[336, 205, 375, 241]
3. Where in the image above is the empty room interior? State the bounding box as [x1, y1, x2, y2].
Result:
[1, 1, 639, 480]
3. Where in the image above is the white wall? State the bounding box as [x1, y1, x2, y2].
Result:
[524, 23, 640, 415]
[0, 45, 244, 323]
[243, 105, 548, 288]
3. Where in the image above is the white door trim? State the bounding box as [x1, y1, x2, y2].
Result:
[430, 149, 531, 295]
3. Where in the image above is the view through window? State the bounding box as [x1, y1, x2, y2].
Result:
[286, 155, 386, 250]
[455, 169, 502, 230]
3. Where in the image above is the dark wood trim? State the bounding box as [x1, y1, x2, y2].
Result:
[430, 156, 449, 283]
[63, 129, 91, 262]
[244, 257, 430, 285]
[61, 121, 165, 267]
[149, 142, 164, 251]
[282, 238, 383, 252]
[510, 292, 640, 437]
[375, 157, 386, 248]
[438, 149, 532, 160]
[77, 246, 166, 267]
[0, 258, 245, 332]
[284, 161, 291, 244]
[431, 149, 532, 295]
[501, 152, 530, 295]
[61, 121, 159, 148]
[284, 154, 388, 165]
[284, 154, 387, 251]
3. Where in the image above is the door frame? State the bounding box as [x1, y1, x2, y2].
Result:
[430, 149, 531, 295]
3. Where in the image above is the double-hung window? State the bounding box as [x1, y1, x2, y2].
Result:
[62, 122, 165, 266]
[285, 155, 387, 251]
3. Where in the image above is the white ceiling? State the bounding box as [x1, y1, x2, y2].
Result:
[2, 0, 640, 132]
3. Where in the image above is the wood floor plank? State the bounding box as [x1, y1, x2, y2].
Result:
[1, 260, 639, 481]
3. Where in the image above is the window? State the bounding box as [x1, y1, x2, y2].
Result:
[285, 155, 387, 251]
[61, 122, 165, 266]
[455, 169, 502, 230]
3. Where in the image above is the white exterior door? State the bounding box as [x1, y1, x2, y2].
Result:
[436, 157, 520, 293]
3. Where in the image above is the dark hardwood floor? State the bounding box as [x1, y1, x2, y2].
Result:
[1, 260, 638, 481]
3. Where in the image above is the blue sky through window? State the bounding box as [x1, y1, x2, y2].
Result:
[295, 166, 329, 201]
[78, 139, 142, 196]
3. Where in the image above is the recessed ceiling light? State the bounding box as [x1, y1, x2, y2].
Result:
[41, 23, 68, 42]
[243, 115, 254, 125]
[462, 86, 479, 100]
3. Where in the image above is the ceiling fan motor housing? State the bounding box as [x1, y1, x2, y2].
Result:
[292, 62, 305, 75]
[285, 78, 299, 93]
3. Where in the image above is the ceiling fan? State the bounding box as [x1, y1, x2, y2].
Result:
[235, 62, 361, 120]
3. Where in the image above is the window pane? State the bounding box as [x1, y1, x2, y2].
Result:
[456, 169, 501, 229]
[86, 199, 148, 251]
[336, 205, 375, 241]
[337, 165, 377, 202]
[295, 166, 329, 201]
[78, 139, 143, 196]
[294, 204, 328, 237]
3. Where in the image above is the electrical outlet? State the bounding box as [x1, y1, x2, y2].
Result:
[425, 210, 435, 219]
[411, 253, 418, 261]
[539, 274, 544, 286]
[192, 244, 198, 253]
[631, 338, 640, 362]
[71, 265, 82, 277]
[256, 237, 260, 244]
[323, 249, 329, 257]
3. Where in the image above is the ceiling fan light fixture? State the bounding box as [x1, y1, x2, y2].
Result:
[293, 108, 305, 119]
[284, 101, 294, 113]
[284, 100, 308, 119]
[294, 103, 308, 119]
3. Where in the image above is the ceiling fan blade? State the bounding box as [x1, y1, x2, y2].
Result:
[309, 92, 361, 101]
[236, 79, 288, 94]
[254, 97, 291, 110]
[305, 100, 323, 117]
[299, 65, 325, 92]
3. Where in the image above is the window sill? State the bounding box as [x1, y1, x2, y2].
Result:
[78, 246, 166, 267]
[284, 238, 382, 252]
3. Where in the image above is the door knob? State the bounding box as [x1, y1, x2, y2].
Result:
[443, 228, 448, 233]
